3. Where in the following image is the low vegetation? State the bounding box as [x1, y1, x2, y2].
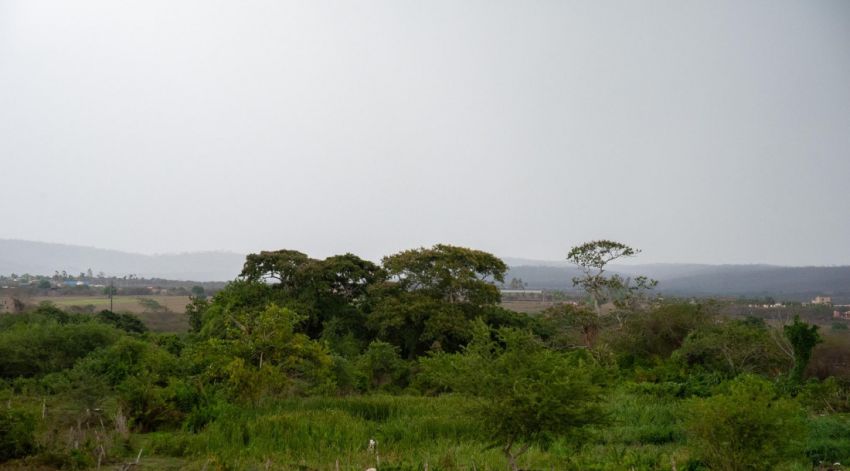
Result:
[1, 242, 849, 470]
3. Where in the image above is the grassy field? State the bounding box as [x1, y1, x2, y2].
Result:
[30, 295, 191, 332]
[5, 390, 839, 470]
[499, 300, 559, 314]
[1, 393, 685, 470]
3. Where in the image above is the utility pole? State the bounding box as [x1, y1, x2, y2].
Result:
[109, 279, 114, 312]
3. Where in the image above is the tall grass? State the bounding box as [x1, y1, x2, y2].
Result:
[146, 395, 574, 469]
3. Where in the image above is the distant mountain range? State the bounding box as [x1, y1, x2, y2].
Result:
[2, 240, 849, 301]
[503, 258, 850, 302]
[0, 239, 245, 281]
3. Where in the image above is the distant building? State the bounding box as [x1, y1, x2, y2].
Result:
[1, 296, 24, 314]
[812, 296, 833, 305]
[834, 310, 850, 320]
[62, 281, 88, 287]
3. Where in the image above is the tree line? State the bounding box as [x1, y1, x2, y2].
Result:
[0, 241, 848, 469]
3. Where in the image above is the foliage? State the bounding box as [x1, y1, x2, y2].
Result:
[784, 316, 822, 385]
[381, 244, 507, 305]
[614, 303, 708, 366]
[369, 245, 508, 358]
[368, 290, 472, 358]
[185, 295, 209, 333]
[797, 377, 850, 413]
[0, 408, 36, 463]
[567, 240, 656, 316]
[32, 301, 72, 324]
[536, 303, 601, 349]
[0, 320, 119, 378]
[238, 250, 383, 339]
[675, 318, 790, 378]
[76, 336, 189, 430]
[137, 297, 169, 313]
[804, 414, 850, 465]
[95, 309, 148, 334]
[193, 304, 335, 402]
[684, 375, 807, 470]
[1, 242, 849, 469]
[356, 341, 409, 392]
[420, 320, 605, 470]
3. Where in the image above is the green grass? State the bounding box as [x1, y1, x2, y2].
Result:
[142, 395, 576, 470]
[5, 387, 847, 470]
[138, 393, 698, 470]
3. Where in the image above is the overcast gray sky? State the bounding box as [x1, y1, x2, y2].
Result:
[1, 1, 848, 265]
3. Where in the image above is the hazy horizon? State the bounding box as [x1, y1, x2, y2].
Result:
[5, 237, 850, 269]
[2, 1, 849, 266]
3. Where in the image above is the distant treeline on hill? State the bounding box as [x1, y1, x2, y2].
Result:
[505, 263, 850, 303]
[2, 239, 849, 303]
[0, 239, 245, 281]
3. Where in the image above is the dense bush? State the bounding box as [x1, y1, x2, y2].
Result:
[614, 303, 707, 366]
[356, 340, 409, 392]
[0, 321, 119, 378]
[684, 375, 806, 470]
[805, 414, 850, 465]
[675, 318, 790, 378]
[421, 321, 606, 470]
[95, 310, 148, 334]
[0, 408, 36, 463]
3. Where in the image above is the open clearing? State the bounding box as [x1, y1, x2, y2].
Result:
[30, 295, 190, 332]
[500, 299, 559, 313]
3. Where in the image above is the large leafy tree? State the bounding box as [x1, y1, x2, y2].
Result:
[567, 240, 656, 317]
[204, 250, 385, 340]
[240, 249, 311, 289]
[382, 244, 507, 305]
[299, 253, 385, 339]
[369, 245, 508, 357]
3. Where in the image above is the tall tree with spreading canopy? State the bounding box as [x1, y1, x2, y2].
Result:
[235, 250, 384, 339]
[369, 244, 509, 357]
[382, 244, 507, 305]
[567, 240, 656, 317]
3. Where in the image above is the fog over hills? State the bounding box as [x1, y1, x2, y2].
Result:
[504, 259, 850, 302]
[2, 240, 849, 301]
[0, 239, 245, 281]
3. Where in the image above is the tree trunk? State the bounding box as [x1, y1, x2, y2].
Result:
[503, 441, 530, 471]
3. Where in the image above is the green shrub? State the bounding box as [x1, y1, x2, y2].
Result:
[0, 321, 119, 378]
[805, 414, 850, 465]
[356, 341, 409, 392]
[0, 408, 36, 462]
[614, 303, 708, 365]
[420, 321, 605, 471]
[676, 319, 790, 378]
[95, 310, 148, 334]
[684, 375, 807, 470]
[798, 378, 850, 413]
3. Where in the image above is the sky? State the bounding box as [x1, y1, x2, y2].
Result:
[1, 1, 849, 266]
